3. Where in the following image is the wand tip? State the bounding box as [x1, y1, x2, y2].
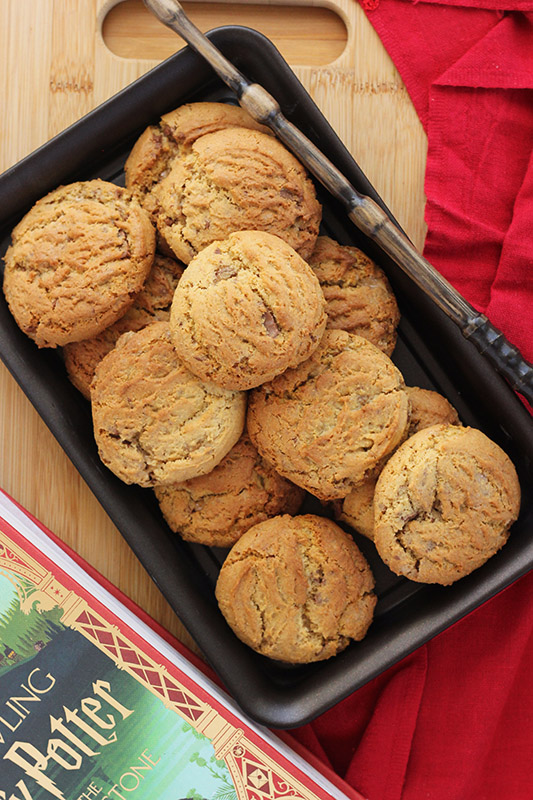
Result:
[142, 0, 182, 26]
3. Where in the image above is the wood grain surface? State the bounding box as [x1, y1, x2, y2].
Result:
[0, 0, 427, 655]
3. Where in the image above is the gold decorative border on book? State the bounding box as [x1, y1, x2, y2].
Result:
[0, 529, 322, 800]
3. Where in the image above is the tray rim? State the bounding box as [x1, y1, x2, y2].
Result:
[1, 25, 533, 729]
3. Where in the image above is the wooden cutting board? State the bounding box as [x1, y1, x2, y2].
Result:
[0, 0, 427, 653]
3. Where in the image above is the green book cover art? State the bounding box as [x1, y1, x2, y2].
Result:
[0, 569, 237, 800]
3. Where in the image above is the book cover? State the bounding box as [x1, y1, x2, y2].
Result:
[0, 488, 363, 800]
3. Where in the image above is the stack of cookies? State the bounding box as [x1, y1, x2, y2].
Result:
[2, 102, 521, 665]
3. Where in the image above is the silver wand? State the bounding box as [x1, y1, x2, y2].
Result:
[143, 0, 533, 407]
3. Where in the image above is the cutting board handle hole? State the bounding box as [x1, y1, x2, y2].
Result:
[101, 0, 347, 66]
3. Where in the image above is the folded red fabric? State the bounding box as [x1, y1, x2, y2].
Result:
[369, 4, 533, 360]
[295, 572, 533, 800]
[290, 4, 533, 798]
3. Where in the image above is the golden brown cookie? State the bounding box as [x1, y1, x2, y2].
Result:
[307, 235, 400, 355]
[63, 254, 184, 399]
[406, 385, 461, 436]
[169, 230, 327, 390]
[160, 101, 271, 150]
[337, 478, 377, 541]
[215, 514, 376, 663]
[154, 433, 305, 548]
[339, 386, 462, 540]
[152, 126, 322, 263]
[3, 180, 155, 348]
[124, 101, 270, 225]
[91, 321, 246, 487]
[373, 424, 521, 584]
[247, 330, 410, 500]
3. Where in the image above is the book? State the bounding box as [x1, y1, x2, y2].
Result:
[0, 488, 364, 800]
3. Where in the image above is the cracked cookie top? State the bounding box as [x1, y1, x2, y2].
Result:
[307, 235, 400, 356]
[124, 101, 270, 232]
[3, 180, 155, 348]
[373, 424, 521, 584]
[91, 321, 246, 487]
[152, 126, 322, 263]
[247, 329, 410, 501]
[169, 230, 327, 390]
[63, 254, 184, 399]
[338, 386, 462, 540]
[154, 432, 305, 548]
[215, 514, 376, 663]
[405, 386, 461, 437]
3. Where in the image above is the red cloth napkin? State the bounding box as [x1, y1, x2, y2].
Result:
[290, 4, 533, 798]
[368, 4, 533, 361]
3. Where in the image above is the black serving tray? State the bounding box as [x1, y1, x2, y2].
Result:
[1, 27, 532, 730]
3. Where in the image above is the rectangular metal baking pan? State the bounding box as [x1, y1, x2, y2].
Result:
[1, 26, 532, 729]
